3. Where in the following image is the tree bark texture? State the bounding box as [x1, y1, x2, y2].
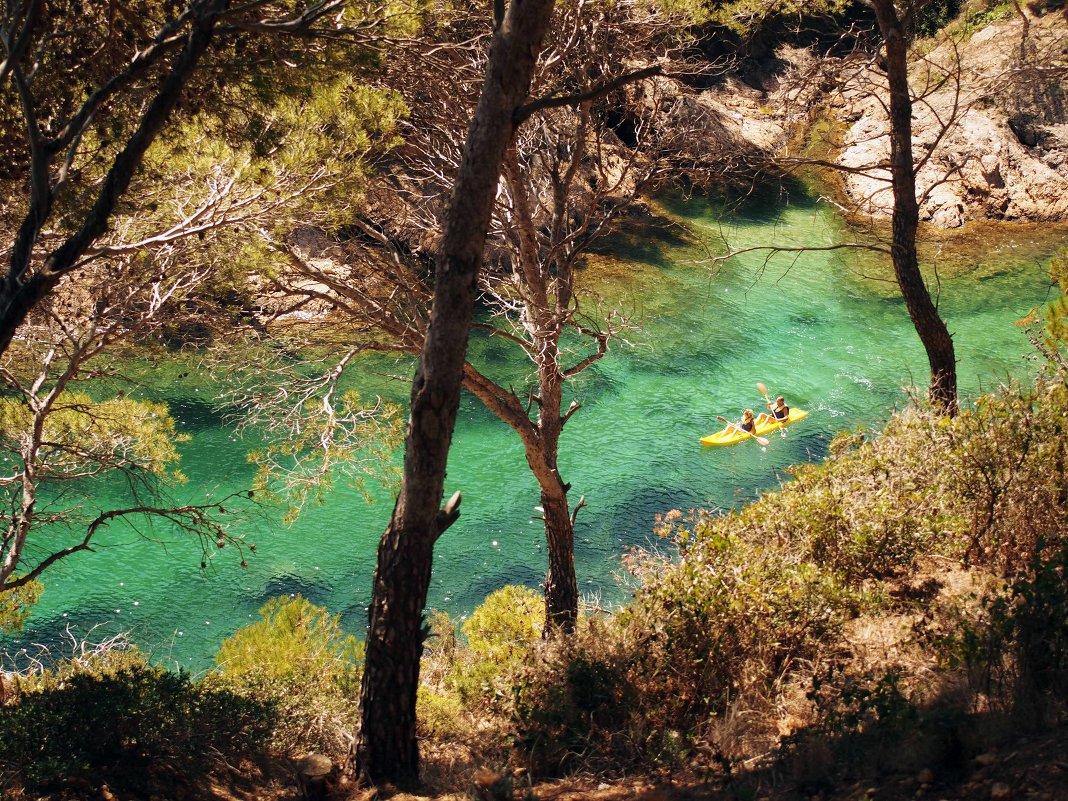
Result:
[530, 342, 579, 632]
[872, 0, 958, 414]
[540, 482, 578, 630]
[353, 0, 556, 787]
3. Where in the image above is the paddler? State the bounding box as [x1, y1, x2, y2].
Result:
[769, 396, 789, 422]
[756, 395, 790, 437]
[738, 409, 756, 433]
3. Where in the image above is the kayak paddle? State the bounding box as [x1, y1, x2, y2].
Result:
[716, 415, 770, 447]
[757, 381, 771, 404]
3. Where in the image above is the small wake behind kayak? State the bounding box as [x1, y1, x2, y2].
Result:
[700, 408, 809, 446]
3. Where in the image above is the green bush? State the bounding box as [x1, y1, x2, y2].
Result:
[511, 625, 637, 774]
[0, 579, 42, 634]
[449, 585, 544, 706]
[509, 531, 864, 774]
[0, 649, 271, 794]
[413, 588, 545, 741]
[933, 381, 1068, 572]
[625, 530, 862, 716]
[211, 595, 362, 757]
[914, 0, 964, 37]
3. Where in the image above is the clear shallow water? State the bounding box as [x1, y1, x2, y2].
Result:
[4, 191, 1062, 671]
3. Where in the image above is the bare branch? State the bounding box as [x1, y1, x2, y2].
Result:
[514, 64, 663, 125]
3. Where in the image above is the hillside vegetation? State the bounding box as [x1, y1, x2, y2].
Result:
[3, 305, 1067, 799]
[2, 1, 1068, 799]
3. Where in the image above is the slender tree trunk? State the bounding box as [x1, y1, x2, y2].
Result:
[533, 343, 579, 631]
[540, 480, 578, 631]
[353, 0, 555, 787]
[873, 0, 958, 414]
[463, 358, 581, 633]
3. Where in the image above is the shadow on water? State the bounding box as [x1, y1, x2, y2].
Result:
[337, 597, 373, 635]
[788, 310, 831, 328]
[451, 564, 546, 613]
[164, 396, 227, 432]
[658, 179, 818, 227]
[633, 346, 732, 378]
[591, 211, 698, 267]
[258, 572, 333, 608]
[601, 485, 709, 548]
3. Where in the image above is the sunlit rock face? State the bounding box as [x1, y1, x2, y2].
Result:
[837, 11, 1068, 228]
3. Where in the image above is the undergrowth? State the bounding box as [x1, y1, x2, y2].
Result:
[0, 648, 271, 796]
[4, 340, 1068, 795]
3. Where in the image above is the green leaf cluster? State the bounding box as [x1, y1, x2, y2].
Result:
[705, 0, 856, 36]
[211, 595, 362, 756]
[0, 579, 42, 634]
[249, 388, 403, 525]
[1042, 248, 1068, 359]
[0, 393, 187, 482]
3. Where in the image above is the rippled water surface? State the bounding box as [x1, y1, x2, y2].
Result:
[6, 191, 1063, 670]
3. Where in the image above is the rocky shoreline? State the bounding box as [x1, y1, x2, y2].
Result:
[662, 6, 1068, 228]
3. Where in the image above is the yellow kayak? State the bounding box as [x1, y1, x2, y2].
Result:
[700, 408, 809, 446]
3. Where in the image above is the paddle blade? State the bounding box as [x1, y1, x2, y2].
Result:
[755, 435, 770, 446]
[756, 381, 768, 397]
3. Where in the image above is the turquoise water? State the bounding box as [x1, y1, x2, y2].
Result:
[4, 191, 1062, 671]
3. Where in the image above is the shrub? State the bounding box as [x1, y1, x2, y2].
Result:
[915, 0, 964, 37]
[211, 595, 361, 757]
[510, 623, 637, 774]
[0, 648, 271, 794]
[933, 381, 1068, 573]
[448, 585, 544, 707]
[510, 532, 864, 775]
[625, 530, 862, 718]
[930, 541, 1068, 725]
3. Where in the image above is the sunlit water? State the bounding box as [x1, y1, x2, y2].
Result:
[4, 190, 1063, 671]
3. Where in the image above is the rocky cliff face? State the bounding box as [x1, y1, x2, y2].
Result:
[661, 8, 1067, 228]
[834, 9, 1068, 228]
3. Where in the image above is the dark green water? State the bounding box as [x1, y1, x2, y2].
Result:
[4, 192, 1062, 671]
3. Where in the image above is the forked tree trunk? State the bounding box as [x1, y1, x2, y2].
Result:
[873, 0, 958, 415]
[353, 0, 556, 787]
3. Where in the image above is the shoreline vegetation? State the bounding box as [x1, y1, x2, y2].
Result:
[2, 0, 1067, 798]
[2, 359, 1067, 800]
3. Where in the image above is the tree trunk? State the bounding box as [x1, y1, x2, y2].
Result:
[353, 0, 556, 787]
[873, 0, 958, 415]
[540, 481, 578, 632]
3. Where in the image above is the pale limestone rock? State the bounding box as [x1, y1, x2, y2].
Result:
[835, 10, 1068, 228]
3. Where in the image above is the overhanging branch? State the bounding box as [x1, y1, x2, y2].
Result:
[514, 64, 663, 125]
